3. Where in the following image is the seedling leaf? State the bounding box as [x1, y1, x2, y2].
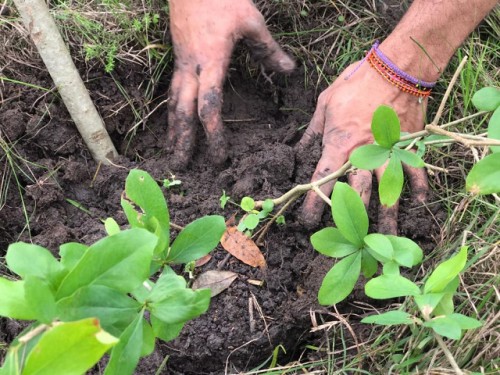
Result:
[424, 247, 467, 294]
[371, 105, 401, 148]
[349, 145, 391, 170]
[240, 197, 255, 212]
[168, 215, 226, 264]
[221, 226, 267, 268]
[365, 274, 421, 299]
[318, 252, 361, 305]
[379, 154, 403, 207]
[0, 278, 37, 320]
[23, 318, 118, 375]
[423, 316, 462, 340]
[361, 310, 414, 325]
[104, 312, 144, 375]
[60, 243, 87, 271]
[104, 218, 121, 236]
[25, 276, 57, 324]
[388, 236, 423, 267]
[361, 250, 378, 278]
[262, 199, 274, 213]
[192, 270, 238, 297]
[393, 148, 425, 168]
[331, 182, 368, 247]
[466, 153, 500, 195]
[311, 227, 359, 258]
[149, 288, 210, 324]
[471, 87, 500, 111]
[433, 276, 459, 316]
[150, 315, 184, 342]
[364, 234, 394, 262]
[243, 214, 259, 230]
[141, 320, 155, 357]
[448, 313, 482, 329]
[414, 293, 445, 318]
[488, 107, 500, 153]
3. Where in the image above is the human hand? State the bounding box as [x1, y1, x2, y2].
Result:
[297, 61, 429, 234]
[167, 0, 295, 168]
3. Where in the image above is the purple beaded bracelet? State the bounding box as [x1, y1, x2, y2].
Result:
[372, 40, 436, 89]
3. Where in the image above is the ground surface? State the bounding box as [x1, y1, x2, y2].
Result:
[0, 1, 453, 374]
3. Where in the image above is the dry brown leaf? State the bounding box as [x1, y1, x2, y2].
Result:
[194, 254, 212, 267]
[192, 270, 238, 297]
[220, 226, 267, 269]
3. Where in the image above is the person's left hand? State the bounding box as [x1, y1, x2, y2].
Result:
[297, 60, 429, 234]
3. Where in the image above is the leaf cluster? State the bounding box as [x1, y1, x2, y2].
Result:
[0, 169, 226, 375]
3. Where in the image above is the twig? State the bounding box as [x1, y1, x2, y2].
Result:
[255, 195, 298, 246]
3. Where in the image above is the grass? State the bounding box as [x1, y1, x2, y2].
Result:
[0, 0, 499, 373]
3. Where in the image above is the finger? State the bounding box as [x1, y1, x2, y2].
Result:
[167, 67, 183, 151]
[348, 169, 373, 207]
[241, 11, 295, 73]
[296, 95, 327, 150]
[375, 165, 398, 235]
[198, 64, 228, 165]
[169, 72, 199, 169]
[299, 147, 349, 229]
[403, 164, 429, 205]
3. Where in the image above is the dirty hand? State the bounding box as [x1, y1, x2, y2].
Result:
[167, 0, 295, 168]
[297, 61, 429, 234]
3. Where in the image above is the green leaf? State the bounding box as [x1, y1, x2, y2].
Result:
[424, 247, 467, 294]
[147, 268, 187, 303]
[240, 197, 255, 212]
[150, 315, 184, 342]
[104, 218, 121, 236]
[448, 313, 482, 330]
[393, 148, 425, 168]
[262, 199, 274, 213]
[243, 214, 259, 230]
[433, 277, 459, 316]
[25, 276, 57, 324]
[361, 250, 378, 278]
[414, 293, 445, 317]
[121, 198, 143, 228]
[149, 289, 211, 325]
[56, 229, 157, 299]
[371, 105, 401, 148]
[168, 215, 225, 264]
[318, 252, 361, 305]
[349, 145, 391, 170]
[57, 285, 140, 334]
[0, 278, 37, 320]
[22, 318, 118, 375]
[311, 227, 359, 258]
[488, 107, 500, 153]
[361, 310, 414, 325]
[471, 87, 500, 111]
[365, 274, 421, 299]
[331, 182, 368, 247]
[6, 243, 65, 289]
[364, 233, 394, 262]
[466, 153, 500, 195]
[59, 243, 87, 271]
[423, 316, 462, 340]
[124, 169, 169, 240]
[379, 154, 404, 207]
[104, 312, 144, 375]
[388, 236, 423, 267]
[383, 262, 400, 275]
[141, 319, 155, 357]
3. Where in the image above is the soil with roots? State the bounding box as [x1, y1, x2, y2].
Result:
[0, 2, 445, 374]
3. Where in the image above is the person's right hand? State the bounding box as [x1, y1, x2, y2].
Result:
[167, 0, 295, 168]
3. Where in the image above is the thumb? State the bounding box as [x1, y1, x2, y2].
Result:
[241, 11, 295, 73]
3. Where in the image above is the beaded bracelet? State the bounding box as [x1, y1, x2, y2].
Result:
[349, 41, 437, 99]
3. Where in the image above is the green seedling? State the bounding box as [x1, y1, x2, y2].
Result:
[311, 182, 423, 305]
[465, 87, 500, 195]
[162, 174, 182, 189]
[237, 196, 275, 233]
[362, 246, 482, 340]
[276, 215, 286, 226]
[220, 190, 231, 209]
[349, 105, 425, 207]
[0, 169, 226, 375]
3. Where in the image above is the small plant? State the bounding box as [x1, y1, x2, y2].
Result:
[349, 105, 425, 206]
[219, 190, 231, 209]
[0, 169, 226, 375]
[237, 196, 274, 234]
[311, 182, 423, 305]
[162, 174, 182, 189]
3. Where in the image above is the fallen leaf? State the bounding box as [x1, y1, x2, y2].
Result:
[192, 270, 238, 297]
[247, 279, 264, 287]
[220, 226, 267, 269]
[194, 254, 212, 268]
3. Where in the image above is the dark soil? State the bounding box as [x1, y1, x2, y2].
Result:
[0, 2, 445, 374]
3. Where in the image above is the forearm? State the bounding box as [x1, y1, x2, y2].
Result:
[380, 0, 497, 82]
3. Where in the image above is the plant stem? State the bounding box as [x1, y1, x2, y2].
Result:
[433, 332, 464, 375]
